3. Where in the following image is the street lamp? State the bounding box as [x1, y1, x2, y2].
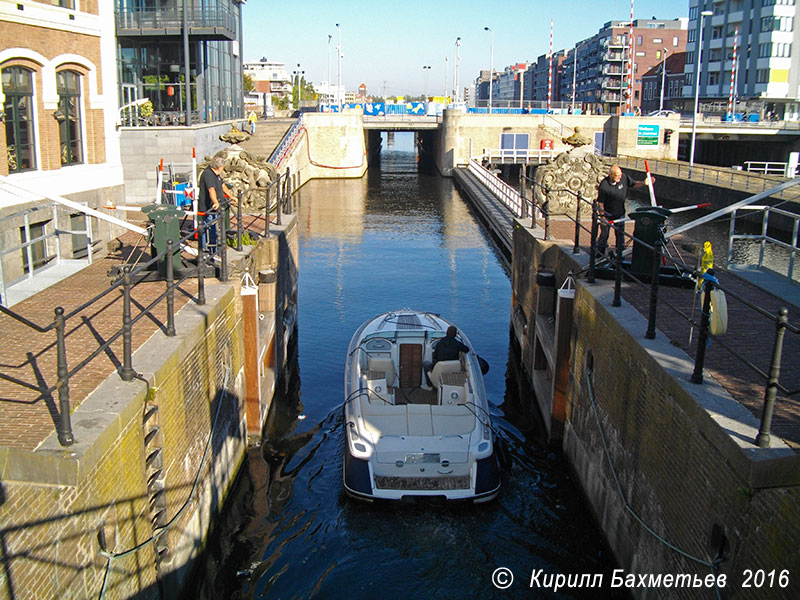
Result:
[454, 37, 461, 102]
[327, 34, 332, 107]
[690, 10, 714, 175]
[423, 65, 431, 111]
[571, 45, 578, 113]
[659, 48, 669, 112]
[445, 56, 448, 100]
[484, 26, 493, 113]
[336, 23, 342, 112]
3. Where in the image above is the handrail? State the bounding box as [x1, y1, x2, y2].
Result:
[467, 159, 524, 217]
[268, 116, 304, 167]
[728, 205, 800, 282]
[486, 148, 558, 165]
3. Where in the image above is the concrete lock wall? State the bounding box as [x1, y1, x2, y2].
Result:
[511, 221, 800, 598]
[0, 220, 299, 599]
[436, 111, 680, 176]
[280, 111, 367, 191]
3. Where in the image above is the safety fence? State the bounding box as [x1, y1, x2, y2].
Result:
[0, 179, 295, 447]
[518, 174, 799, 447]
[728, 205, 800, 283]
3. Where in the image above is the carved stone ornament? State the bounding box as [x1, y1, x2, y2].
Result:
[198, 146, 278, 211]
[533, 146, 611, 213]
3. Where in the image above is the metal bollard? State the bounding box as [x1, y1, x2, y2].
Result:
[165, 239, 176, 337]
[573, 193, 582, 254]
[54, 306, 74, 446]
[121, 265, 135, 381]
[645, 239, 661, 339]
[219, 209, 228, 282]
[612, 222, 624, 307]
[691, 274, 714, 383]
[286, 167, 293, 213]
[265, 184, 271, 237]
[588, 200, 599, 284]
[755, 307, 789, 447]
[276, 175, 283, 226]
[196, 219, 206, 305]
[237, 190, 243, 251]
[543, 193, 550, 240]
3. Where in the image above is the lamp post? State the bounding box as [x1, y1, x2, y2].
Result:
[423, 65, 431, 112]
[484, 26, 493, 113]
[572, 45, 578, 112]
[519, 66, 524, 110]
[690, 10, 714, 176]
[336, 23, 342, 112]
[445, 56, 448, 100]
[454, 37, 461, 102]
[659, 48, 669, 112]
[327, 34, 332, 107]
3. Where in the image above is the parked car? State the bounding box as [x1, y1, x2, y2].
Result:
[647, 110, 678, 117]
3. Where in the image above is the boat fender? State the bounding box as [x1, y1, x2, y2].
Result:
[496, 437, 512, 470]
[699, 273, 728, 336]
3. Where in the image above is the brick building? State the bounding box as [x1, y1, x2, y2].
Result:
[641, 51, 688, 113]
[0, 0, 124, 305]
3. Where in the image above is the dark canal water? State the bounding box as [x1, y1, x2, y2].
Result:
[189, 134, 628, 599]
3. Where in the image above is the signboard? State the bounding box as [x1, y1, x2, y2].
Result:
[637, 124, 660, 147]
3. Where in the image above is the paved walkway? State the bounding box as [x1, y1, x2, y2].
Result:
[0, 213, 271, 451]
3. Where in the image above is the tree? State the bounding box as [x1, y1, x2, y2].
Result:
[243, 74, 254, 93]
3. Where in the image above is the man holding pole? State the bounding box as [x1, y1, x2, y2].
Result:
[596, 165, 653, 258]
[197, 156, 233, 254]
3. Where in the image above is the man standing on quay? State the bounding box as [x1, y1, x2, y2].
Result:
[596, 165, 653, 258]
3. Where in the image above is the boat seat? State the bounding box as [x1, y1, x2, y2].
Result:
[429, 360, 463, 390]
[368, 357, 396, 387]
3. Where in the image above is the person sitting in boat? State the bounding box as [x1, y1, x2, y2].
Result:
[596, 165, 653, 259]
[424, 326, 469, 387]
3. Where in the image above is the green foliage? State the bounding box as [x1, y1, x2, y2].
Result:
[243, 74, 255, 93]
[227, 232, 259, 247]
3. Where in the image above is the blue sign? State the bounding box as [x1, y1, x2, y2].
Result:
[637, 124, 660, 146]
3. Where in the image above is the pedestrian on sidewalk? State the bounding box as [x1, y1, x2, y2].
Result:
[248, 111, 257, 135]
[595, 165, 653, 258]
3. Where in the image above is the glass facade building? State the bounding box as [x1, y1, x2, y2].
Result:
[115, 0, 245, 125]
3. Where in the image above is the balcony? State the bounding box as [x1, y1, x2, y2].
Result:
[116, 4, 237, 40]
[600, 92, 623, 103]
[602, 65, 623, 76]
[602, 78, 624, 90]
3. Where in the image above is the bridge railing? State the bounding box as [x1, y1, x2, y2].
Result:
[468, 159, 524, 217]
[269, 116, 304, 168]
[728, 205, 800, 283]
[617, 155, 800, 201]
[485, 148, 558, 165]
[516, 174, 799, 447]
[744, 161, 798, 177]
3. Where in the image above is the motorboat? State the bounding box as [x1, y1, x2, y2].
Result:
[343, 309, 500, 502]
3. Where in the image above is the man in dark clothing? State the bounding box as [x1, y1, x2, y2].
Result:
[596, 165, 652, 257]
[197, 156, 232, 253]
[433, 325, 470, 364]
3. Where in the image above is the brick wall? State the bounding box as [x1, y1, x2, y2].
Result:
[511, 224, 800, 599]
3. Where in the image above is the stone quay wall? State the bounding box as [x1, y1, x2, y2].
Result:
[511, 221, 800, 599]
[0, 218, 299, 599]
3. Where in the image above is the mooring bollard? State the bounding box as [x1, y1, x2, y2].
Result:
[121, 265, 135, 381]
[756, 307, 789, 447]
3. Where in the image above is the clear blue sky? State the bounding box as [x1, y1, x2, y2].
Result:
[242, 0, 687, 97]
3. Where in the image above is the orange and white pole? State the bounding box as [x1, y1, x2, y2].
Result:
[644, 160, 657, 206]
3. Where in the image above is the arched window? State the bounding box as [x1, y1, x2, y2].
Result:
[56, 70, 83, 166]
[2, 66, 36, 173]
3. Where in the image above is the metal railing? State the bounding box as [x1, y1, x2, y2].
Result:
[728, 205, 800, 282]
[115, 3, 237, 35]
[0, 177, 297, 446]
[744, 161, 797, 177]
[468, 159, 524, 216]
[485, 148, 558, 165]
[511, 174, 799, 447]
[617, 155, 800, 201]
[269, 116, 304, 167]
[0, 202, 93, 307]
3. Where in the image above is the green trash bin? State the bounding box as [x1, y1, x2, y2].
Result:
[142, 204, 185, 279]
[628, 206, 670, 277]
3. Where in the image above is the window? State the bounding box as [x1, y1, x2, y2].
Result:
[760, 43, 772, 58]
[2, 66, 36, 173]
[636, 51, 646, 57]
[656, 50, 662, 60]
[637, 35, 643, 46]
[56, 70, 83, 166]
[710, 48, 722, 61]
[673, 36, 679, 46]
[653, 38, 663, 44]
[708, 72, 720, 85]
[689, 6, 698, 20]
[20, 220, 50, 273]
[712, 26, 723, 40]
[757, 69, 769, 83]
[686, 51, 695, 65]
[688, 29, 697, 43]
[500, 133, 529, 157]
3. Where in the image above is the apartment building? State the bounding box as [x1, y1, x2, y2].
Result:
[683, 0, 800, 119]
[641, 51, 688, 113]
[243, 59, 292, 103]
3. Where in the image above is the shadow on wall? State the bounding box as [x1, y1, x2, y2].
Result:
[0, 385, 244, 600]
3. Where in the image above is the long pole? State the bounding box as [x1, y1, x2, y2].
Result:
[548, 19, 553, 113]
[444, 56, 448, 99]
[690, 11, 712, 176]
[485, 27, 493, 113]
[337, 23, 342, 112]
[327, 34, 332, 106]
[572, 45, 577, 112]
[454, 37, 461, 102]
[628, 0, 634, 114]
[727, 27, 739, 120]
[659, 49, 669, 112]
[182, 0, 191, 126]
[519, 67, 524, 109]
